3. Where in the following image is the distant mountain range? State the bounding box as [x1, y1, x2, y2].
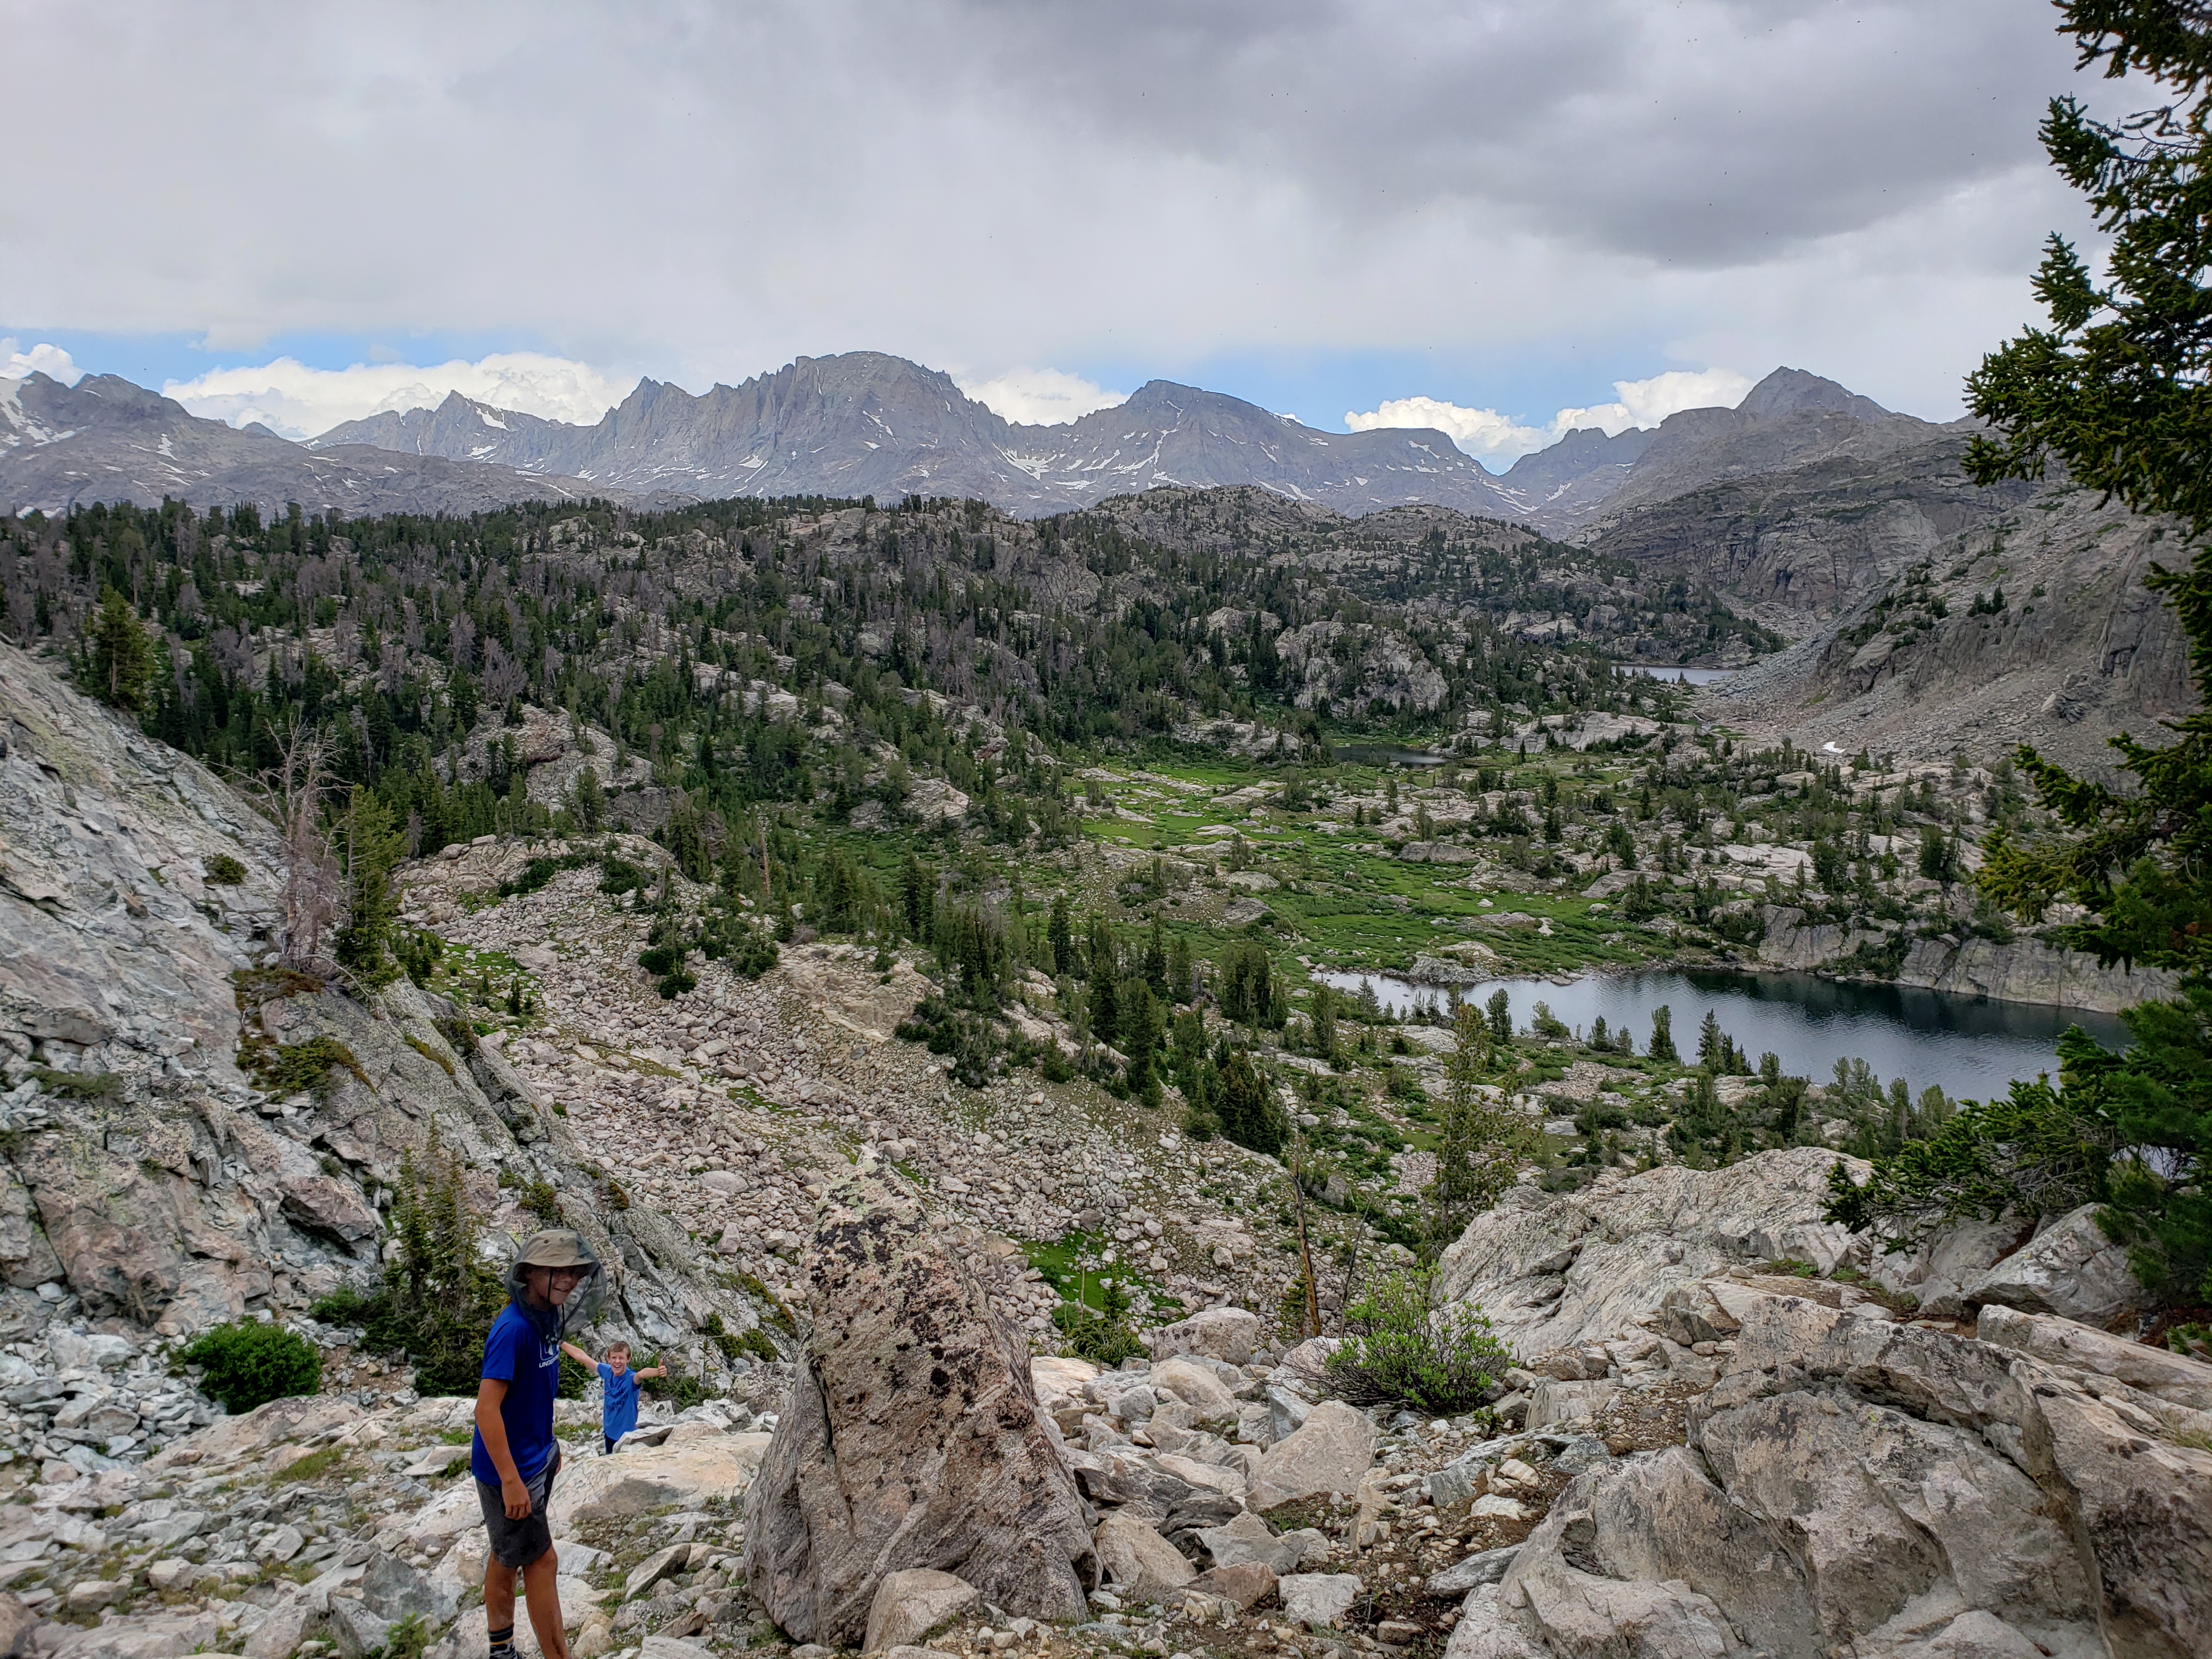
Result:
[5, 349, 1967, 551]
[0, 372, 686, 518]
[308, 354, 1953, 535]
[308, 352, 1531, 520]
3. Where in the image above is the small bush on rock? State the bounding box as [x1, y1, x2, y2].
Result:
[1051, 1277, 1145, 1367]
[1324, 1266, 1508, 1416]
[180, 1319, 322, 1414]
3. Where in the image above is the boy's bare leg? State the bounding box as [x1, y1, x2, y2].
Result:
[484, 1558, 517, 1637]
[521, 1548, 568, 1659]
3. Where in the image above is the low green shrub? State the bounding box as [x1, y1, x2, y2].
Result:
[499, 852, 597, 899]
[241, 1034, 368, 1097]
[204, 854, 248, 886]
[180, 1320, 323, 1414]
[30, 1068, 122, 1102]
[376, 1613, 432, 1659]
[1049, 1274, 1145, 1366]
[1323, 1266, 1509, 1415]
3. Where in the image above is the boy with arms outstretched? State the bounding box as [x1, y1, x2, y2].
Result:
[558, 1337, 665, 1454]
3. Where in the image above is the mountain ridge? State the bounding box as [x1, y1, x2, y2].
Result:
[313, 350, 1535, 520]
[0, 371, 685, 518]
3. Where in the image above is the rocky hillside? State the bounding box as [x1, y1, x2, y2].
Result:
[0, 375, 681, 520]
[5, 1145, 2203, 1659]
[1571, 431, 2031, 640]
[1699, 486, 2200, 780]
[312, 354, 1530, 521]
[0, 641, 783, 1414]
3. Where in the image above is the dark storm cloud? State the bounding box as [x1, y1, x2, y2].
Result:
[0, 1, 2117, 421]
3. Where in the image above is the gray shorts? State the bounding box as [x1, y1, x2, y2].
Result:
[476, 1448, 561, 1569]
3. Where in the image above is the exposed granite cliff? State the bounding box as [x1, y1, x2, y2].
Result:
[0, 640, 771, 1371]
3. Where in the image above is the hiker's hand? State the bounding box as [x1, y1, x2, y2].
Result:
[503, 1477, 531, 1520]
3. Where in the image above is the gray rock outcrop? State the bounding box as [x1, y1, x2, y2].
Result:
[1964, 1204, 2153, 1329]
[742, 1167, 1097, 1645]
[1247, 1400, 1375, 1511]
[861, 1570, 977, 1655]
[1453, 1291, 2212, 1659]
[1433, 1150, 1865, 1358]
[0, 639, 774, 1476]
[1146, 1306, 1262, 1365]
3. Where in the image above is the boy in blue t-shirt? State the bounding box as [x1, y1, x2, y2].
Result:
[560, 1338, 665, 1454]
[475, 1229, 599, 1659]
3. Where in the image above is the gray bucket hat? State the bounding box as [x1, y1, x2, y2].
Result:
[514, 1229, 601, 1271]
[507, 1229, 605, 1331]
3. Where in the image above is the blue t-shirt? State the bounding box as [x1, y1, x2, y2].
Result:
[471, 1302, 560, 1486]
[598, 1363, 641, 1443]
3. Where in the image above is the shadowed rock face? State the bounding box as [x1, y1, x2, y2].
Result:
[742, 1167, 1097, 1645]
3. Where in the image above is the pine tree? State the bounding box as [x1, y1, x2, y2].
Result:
[1216, 1046, 1285, 1156]
[85, 585, 157, 713]
[1048, 891, 1075, 977]
[1310, 984, 1339, 1063]
[1648, 1005, 1679, 1064]
[1424, 1001, 1536, 1257]
[901, 854, 933, 939]
[1697, 1009, 1724, 1070]
[333, 787, 405, 985]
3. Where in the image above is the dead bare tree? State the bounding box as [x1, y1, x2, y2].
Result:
[263, 722, 340, 975]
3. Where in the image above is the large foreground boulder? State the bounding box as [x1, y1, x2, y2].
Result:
[1248, 1400, 1374, 1511]
[1451, 1289, 2212, 1659]
[743, 1169, 1097, 1646]
[1147, 1307, 1263, 1365]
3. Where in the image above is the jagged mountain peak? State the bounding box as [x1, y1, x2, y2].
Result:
[1737, 365, 1893, 422]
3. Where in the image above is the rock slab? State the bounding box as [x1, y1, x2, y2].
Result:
[1147, 1307, 1262, 1365]
[1279, 1573, 1363, 1630]
[1092, 1511, 1196, 1600]
[862, 1570, 977, 1655]
[743, 1169, 1097, 1645]
[1965, 1204, 2152, 1329]
[1248, 1400, 1374, 1511]
[1473, 1290, 2212, 1659]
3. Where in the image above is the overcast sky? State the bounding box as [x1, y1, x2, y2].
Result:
[1, 1, 2115, 464]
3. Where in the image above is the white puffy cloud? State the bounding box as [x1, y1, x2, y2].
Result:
[1551, 368, 1756, 435]
[162, 352, 635, 439]
[957, 367, 1125, 427]
[1344, 397, 1549, 461]
[1, 339, 83, 385]
[1349, 367, 1759, 465]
